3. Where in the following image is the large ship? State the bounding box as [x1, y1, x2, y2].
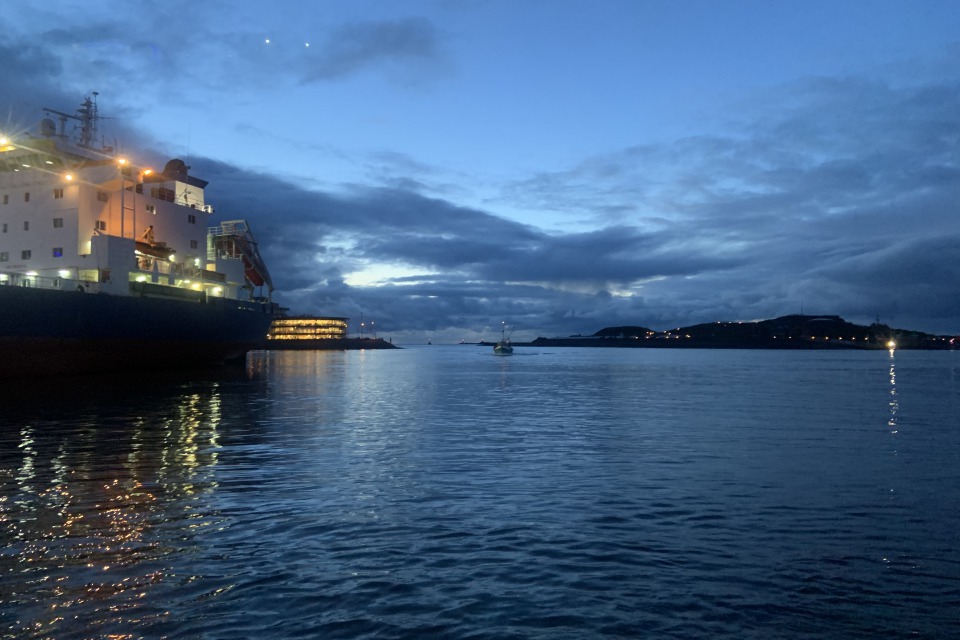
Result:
[0, 95, 278, 376]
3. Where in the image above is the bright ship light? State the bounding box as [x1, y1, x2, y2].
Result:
[887, 340, 897, 350]
[58, 270, 70, 278]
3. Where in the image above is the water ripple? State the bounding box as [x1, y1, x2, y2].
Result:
[1, 349, 959, 638]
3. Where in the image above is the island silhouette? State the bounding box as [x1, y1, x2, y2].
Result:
[511, 315, 957, 350]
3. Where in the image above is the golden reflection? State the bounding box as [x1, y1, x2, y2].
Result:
[888, 350, 898, 434]
[2, 381, 225, 637]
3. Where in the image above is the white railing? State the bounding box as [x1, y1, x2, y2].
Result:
[0, 270, 96, 292]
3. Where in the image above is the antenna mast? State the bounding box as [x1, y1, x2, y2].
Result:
[42, 92, 100, 148]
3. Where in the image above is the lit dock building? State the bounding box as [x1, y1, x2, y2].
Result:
[267, 316, 349, 341]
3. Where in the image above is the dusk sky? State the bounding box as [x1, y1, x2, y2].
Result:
[2, 0, 959, 342]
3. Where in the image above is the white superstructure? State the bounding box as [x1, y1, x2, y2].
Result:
[0, 95, 269, 303]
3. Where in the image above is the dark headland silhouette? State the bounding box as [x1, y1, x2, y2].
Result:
[517, 315, 957, 350]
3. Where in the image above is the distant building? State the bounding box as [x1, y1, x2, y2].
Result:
[267, 316, 349, 341]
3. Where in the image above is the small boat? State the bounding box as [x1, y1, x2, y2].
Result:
[493, 323, 513, 355]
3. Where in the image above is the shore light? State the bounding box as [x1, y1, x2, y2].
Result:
[887, 340, 897, 350]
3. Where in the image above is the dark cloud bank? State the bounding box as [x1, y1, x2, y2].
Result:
[193, 67, 960, 340]
[2, 14, 958, 341]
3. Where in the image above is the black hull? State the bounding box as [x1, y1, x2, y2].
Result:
[0, 286, 275, 377]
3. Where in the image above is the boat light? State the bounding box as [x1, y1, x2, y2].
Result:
[135, 276, 147, 282]
[58, 270, 70, 278]
[887, 340, 897, 349]
[64, 173, 74, 181]
[191, 283, 202, 291]
[213, 287, 222, 295]
[25, 271, 38, 276]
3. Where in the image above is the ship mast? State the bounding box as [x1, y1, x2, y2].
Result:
[42, 92, 101, 148]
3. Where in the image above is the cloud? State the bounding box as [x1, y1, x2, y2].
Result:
[102, 64, 960, 338]
[2, 9, 959, 340]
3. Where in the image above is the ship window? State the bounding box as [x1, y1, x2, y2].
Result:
[97, 190, 109, 202]
[24, 192, 30, 202]
[23, 221, 29, 231]
[188, 214, 197, 224]
[52, 247, 63, 258]
[146, 204, 155, 214]
[53, 188, 64, 199]
[53, 217, 64, 228]
[190, 239, 199, 249]
[2, 194, 7, 204]
[0, 252, 7, 262]
[2, 223, 6, 233]
[21, 250, 31, 260]
[150, 187, 175, 202]
[95, 220, 106, 231]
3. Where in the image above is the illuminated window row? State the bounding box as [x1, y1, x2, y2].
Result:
[268, 316, 349, 340]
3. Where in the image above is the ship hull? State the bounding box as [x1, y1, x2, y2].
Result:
[0, 286, 274, 377]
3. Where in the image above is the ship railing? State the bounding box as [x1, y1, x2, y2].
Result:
[0, 270, 96, 292]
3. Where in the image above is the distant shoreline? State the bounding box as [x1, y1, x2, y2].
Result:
[485, 314, 958, 350]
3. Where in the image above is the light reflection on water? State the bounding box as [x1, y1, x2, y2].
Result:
[1, 348, 959, 638]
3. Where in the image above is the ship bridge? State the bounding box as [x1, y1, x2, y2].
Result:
[207, 220, 273, 294]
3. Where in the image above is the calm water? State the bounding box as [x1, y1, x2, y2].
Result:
[1, 346, 959, 639]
